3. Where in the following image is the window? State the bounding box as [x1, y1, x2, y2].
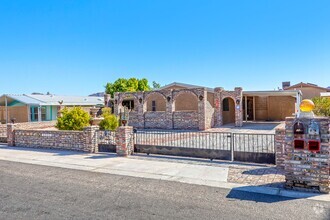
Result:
[30, 106, 46, 121]
[223, 98, 229, 111]
[152, 101, 156, 111]
[122, 100, 134, 110]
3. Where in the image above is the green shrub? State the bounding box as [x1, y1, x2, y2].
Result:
[312, 97, 330, 117]
[99, 115, 119, 131]
[56, 107, 91, 130]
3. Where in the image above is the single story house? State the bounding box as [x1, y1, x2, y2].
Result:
[106, 82, 302, 130]
[282, 82, 330, 99]
[0, 94, 104, 123]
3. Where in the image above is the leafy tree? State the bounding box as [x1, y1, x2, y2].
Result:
[105, 78, 151, 97]
[152, 81, 161, 89]
[99, 107, 119, 131]
[312, 97, 330, 117]
[56, 107, 91, 130]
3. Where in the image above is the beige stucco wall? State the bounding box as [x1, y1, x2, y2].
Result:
[222, 98, 235, 124]
[175, 93, 198, 111]
[296, 87, 328, 99]
[268, 96, 295, 121]
[146, 93, 166, 111]
[255, 96, 268, 120]
[0, 106, 29, 123]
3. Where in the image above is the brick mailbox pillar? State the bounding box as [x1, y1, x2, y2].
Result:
[116, 126, 134, 156]
[284, 117, 330, 193]
[7, 123, 16, 146]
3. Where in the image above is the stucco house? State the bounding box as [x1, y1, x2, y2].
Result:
[282, 82, 330, 99]
[0, 94, 104, 123]
[106, 82, 302, 130]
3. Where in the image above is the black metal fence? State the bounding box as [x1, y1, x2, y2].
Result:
[134, 130, 275, 164]
[97, 130, 116, 152]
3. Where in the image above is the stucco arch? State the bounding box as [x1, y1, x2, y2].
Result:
[222, 97, 235, 124]
[173, 90, 199, 111]
[144, 92, 167, 112]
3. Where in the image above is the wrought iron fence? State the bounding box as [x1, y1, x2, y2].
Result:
[97, 130, 116, 145]
[134, 130, 275, 154]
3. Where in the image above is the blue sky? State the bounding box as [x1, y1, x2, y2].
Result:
[0, 0, 329, 95]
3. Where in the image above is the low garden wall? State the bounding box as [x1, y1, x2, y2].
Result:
[173, 111, 199, 129]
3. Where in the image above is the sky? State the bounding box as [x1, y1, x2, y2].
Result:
[0, 0, 329, 96]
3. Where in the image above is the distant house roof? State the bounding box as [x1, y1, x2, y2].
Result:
[284, 82, 330, 91]
[0, 94, 104, 106]
[158, 82, 215, 93]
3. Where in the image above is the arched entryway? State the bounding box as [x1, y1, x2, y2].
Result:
[222, 97, 235, 125]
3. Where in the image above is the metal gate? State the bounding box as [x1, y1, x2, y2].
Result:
[134, 130, 275, 164]
[97, 130, 117, 152]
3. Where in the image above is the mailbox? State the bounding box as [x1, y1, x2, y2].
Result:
[293, 121, 304, 134]
[308, 140, 320, 153]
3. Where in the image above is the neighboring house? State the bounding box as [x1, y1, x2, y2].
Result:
[321, 92, 330, 97]
[108, 82, 301, 130]
[0, 94, 104, 123]
[282, 82, 330, 99]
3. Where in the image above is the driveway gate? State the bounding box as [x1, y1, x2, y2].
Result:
[134, 130, 275, 164]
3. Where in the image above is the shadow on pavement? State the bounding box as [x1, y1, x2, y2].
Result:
[226, 184, 320, 203]
[242, 167, 284, 175]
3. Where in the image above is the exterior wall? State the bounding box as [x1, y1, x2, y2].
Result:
[112, 87, 244, 130]
[144, 112, 170, 129]
[0, 106, 29, 123]
[268, 96, 295, 121]
[174, 92, 198, 111]
[275, 126, 286, 170]
[146, 93, 166, 111]
[255, 96, 268, 120]
[293, 87, 328, 99]
[8, 125, 99, 152]
[222, 98, 235, 125]
[173, 111, 199, 129]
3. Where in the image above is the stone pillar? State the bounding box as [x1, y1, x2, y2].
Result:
[116, 126, 134, 156]
[137, 92, 145, 128]
[57, 105, 64, 118]
[84, 126, 99, 153]
[234, 87, 243, 127]
[198, 89, 207, 130]
[214, 87, 224, 127]
[165, 90, 174, 129]
[275, 127, 286, 170]
[7, 123, 15, 146]
[104, 94, 111, 107]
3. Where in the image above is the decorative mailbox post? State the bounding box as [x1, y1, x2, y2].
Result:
[284, 99, 330, 193]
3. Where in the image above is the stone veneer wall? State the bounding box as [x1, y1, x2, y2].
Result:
[284, 117, 330, 193]
[112, 87, 244, 130]
[275, 127, 286, 170]
[10, 126, 99, 153]
[0, 124, 6, 137]
[173, 111, 199, 129]
[144, 112, 170, 129]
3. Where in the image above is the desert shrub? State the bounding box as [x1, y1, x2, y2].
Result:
[99, 107, 119, 131]
[312, 97, 330, 117]
[56, 107, 91, 130]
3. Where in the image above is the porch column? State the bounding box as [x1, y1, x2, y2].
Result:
[198, 89, 207, 130]
[214, 87, 224, 127]
[234, 87, 243, 127]
[165, 90, 174, 129]
[38, 106, 42, 122]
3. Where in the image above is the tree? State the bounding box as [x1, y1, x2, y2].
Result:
[152, 81, 161, 89]
[56, 107, 91, 131]
[312, 97, 330, 117]
[105, 78, 151, 97]
[99, 107, 119, 131]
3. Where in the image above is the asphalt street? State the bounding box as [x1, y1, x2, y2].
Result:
[0, 160, 329, 220]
